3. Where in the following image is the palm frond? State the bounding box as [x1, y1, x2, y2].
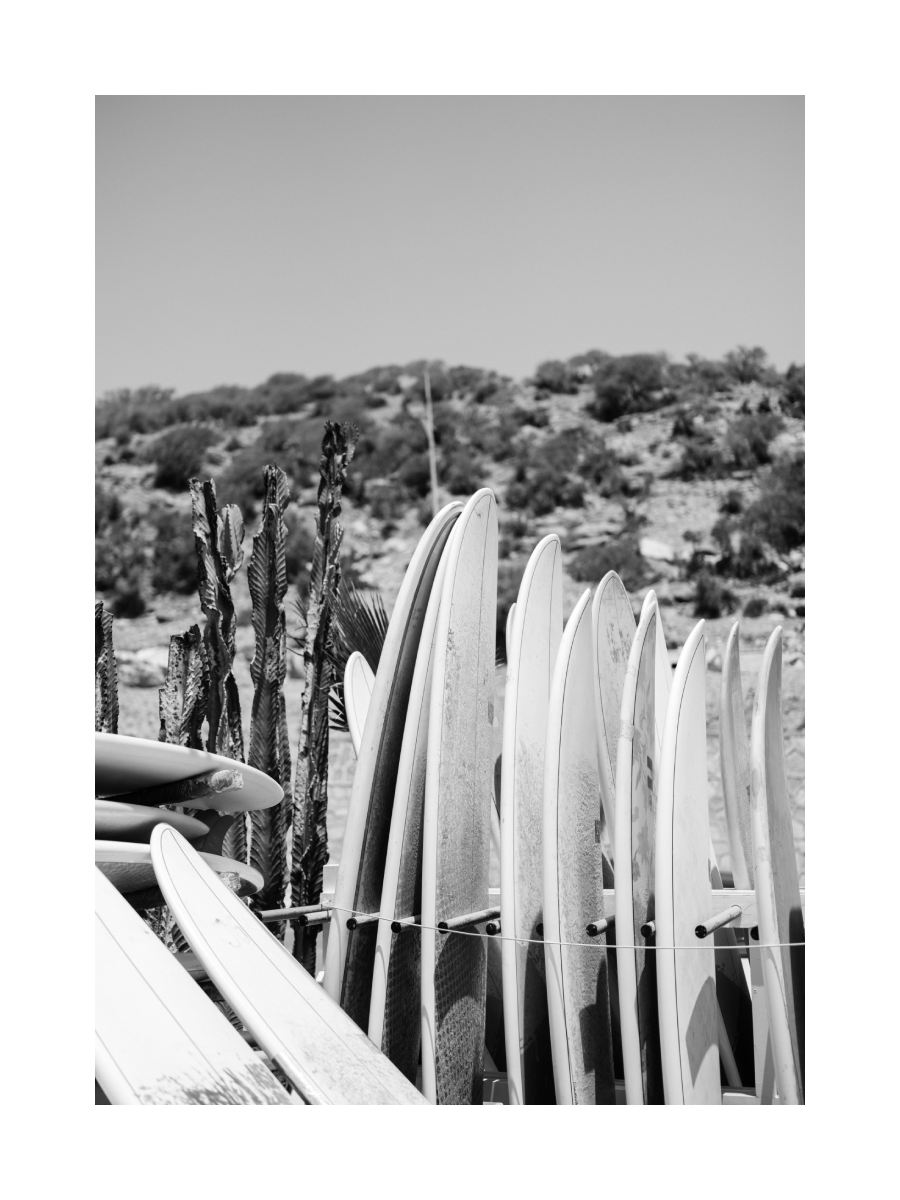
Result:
[293, 578, 390, 732]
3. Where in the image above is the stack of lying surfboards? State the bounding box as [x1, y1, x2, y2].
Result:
[94, 734, 286, 907]
[95, 487, 803, 1104]
[327, 488, 804, 1105]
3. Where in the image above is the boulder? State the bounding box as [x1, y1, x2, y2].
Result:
[639, 536, 676, 562]
[116, 648, 169, 688]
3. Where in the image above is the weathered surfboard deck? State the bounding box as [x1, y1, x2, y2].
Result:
[95, 732, 283, 813]
[750, 627, 804, 1104]
[367, 540, 453, 1082]
[615, 600, 665, 1104]
[151, 825, 430, 1105]
[345, 650, 375, 758]
[324, 502, 462, 1026]
[95, 840, 262, 899]
[544, 588, 616, 1104]
[655, 620, 721, 1104]
[720, 622, 776, 1100]
[591, 572, 636, 853]
[94, 798, 209, 843]
[421, 489, 498, 1104]
[500, 534, 562, 1105]
[95, 868, 295, 1106]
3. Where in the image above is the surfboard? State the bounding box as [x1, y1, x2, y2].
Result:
[95, 732, 284, 814]
[345, 650, 375, 758]
[614, 598, 665, 1104]
[151, 824, 429, 1105]
[367, 538, 453, 1081]
[500, 534, 562, 1105]
[591, 572, 637, 853]
[720, 622, 776, 1100]
[95, 868, 296, 1105]
[544, 588, 616, 1104]
[94, 797, 209, 843]
[95, 840, 262, 899]
[421, 488, 498, 1104]
[750, 626, 804, 1104]
[324, 501, 462, 1026]
[655, 619, 721, 1103]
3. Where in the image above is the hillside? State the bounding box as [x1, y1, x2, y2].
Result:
[95, 347, 805, 883]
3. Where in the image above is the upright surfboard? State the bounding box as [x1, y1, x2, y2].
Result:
[655, 620, 721, 1104]
[500, 535, 563, 1105]
[367, 541, 452, 1081]
[544, 589, 616, 1104]
[591, 573, 636, 853]
[151, 825, 430, 1105]
[345, 651, 375, 758]
[421, 489, 498, 1104]
[324, 501, 462, 1026]
[750, 627, 804, 1104]
[721, 622, 775, 1100]
[615, 599, 665, 1104]
[95, 868, 295, 1105]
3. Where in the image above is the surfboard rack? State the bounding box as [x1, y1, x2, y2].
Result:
[258, 903, 332, 927]
[694, 904, 743, 939]
[390, 915, 421, 933]
[346, 912, 381, 930]
[586, 917, 614, 937]
[437, 906, 501, 932]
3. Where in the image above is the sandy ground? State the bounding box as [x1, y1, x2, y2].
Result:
[112, 585, 804, 890]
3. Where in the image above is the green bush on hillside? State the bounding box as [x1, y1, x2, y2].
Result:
[146, 425, 221, 491]
[570, 537, 647, 591]
[149, 505, 198, 594]
[693, 570, 736, 618]
[586, 354, 675, 422]
[532, 360, 580, 395]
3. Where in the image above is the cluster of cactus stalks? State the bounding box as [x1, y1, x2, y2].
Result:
[95, 421, 360, 973]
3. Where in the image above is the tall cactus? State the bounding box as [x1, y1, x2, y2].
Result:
[95, 601, 119, 734]
[191, 480, 247, 861]
[247, 466, 293, 936]
[158, 625, 209, 748]
[291, 422, 358, 972]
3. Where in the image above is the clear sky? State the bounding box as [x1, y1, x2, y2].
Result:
[96, 96, 803, 396]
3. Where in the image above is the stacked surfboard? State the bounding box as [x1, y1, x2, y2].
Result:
[96, 490, 803, 1105]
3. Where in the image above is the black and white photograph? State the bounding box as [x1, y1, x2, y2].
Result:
[94, 93, 806, 1108]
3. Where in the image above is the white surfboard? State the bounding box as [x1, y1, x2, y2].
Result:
[95, 868, 295, 1105]
[95, 840, 262, 899]
[591, 572, 637, 855]
[750, 627, 804, 1104]
[151, 825, 430, 1105]
[94, 797, 209, 843]
[544, 588, 616, 1104]
[721, 622, 776, 1101]
[344, 650, 375, 758]
[324, 501, 462, 1025]
[500, 534, 562, 1105]
[95, 732, 284, 814]
[421, 488, 498, 1105]
[367, 538, 453, 1081]
[615, 598, 665, 1104]
[655, 619, 721, 1104]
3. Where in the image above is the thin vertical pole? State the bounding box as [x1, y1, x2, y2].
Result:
[423, 368, 439, 518]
